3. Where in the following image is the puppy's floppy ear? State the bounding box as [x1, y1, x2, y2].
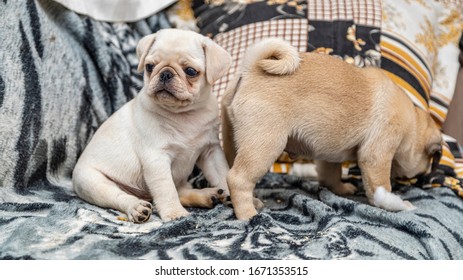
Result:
[136, 34, 157, 73]
[427, 143, 442, 173]
[202, 37, 232, 84]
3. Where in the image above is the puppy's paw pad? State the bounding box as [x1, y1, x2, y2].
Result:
[204, 187, 230, 206]
[128, 201, 152, 224]
[372, 187, 415, 212]
[224, 196, 233, 207]
[211, 196, 221, 207]
[210, 187, 229, 201]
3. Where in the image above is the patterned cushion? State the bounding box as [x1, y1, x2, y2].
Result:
[192, 0, 463, 197]
[381, 0, 462, 126]
[193, 0, 383, 102]
[380, 0, 463, 185]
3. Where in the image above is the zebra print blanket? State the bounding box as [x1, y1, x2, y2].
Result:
[1, 0, 463, 259]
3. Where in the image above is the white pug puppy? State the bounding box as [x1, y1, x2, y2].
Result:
[72, 29, 232, 223]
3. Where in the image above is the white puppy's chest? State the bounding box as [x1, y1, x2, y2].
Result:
[165, 126, 215, 183]
[137, 106, 219, 186]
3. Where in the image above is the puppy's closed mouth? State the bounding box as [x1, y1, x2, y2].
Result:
[156, 89, 174, 96]
[154, 89, 182, 101]
[154, 88, 191, 104]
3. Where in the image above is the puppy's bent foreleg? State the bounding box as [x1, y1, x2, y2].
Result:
[315, 160, 357, 195]
[143, 157, 189, 221]
[73, 168, 152, 223]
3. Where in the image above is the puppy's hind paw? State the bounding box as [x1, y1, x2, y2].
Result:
[213, 188, 230, 205]
[372, 187, 416, 211]
[202, 187, 230, 208]
[128, 201, 153, 223]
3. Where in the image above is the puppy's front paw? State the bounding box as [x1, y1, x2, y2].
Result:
[160, 208, 190, 222]
[231, 197, 263, 220]
[234, 206, 258, 221]
[372, 186, 416, 211]
[127, 201, 153, 223]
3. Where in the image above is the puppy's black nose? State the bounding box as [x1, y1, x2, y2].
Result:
[160, 70, 173, 83]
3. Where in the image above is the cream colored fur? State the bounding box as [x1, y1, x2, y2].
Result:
[222, 38, 442, 220]
[73, 29, 232, 223]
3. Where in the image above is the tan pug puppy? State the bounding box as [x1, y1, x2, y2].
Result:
[222, 38, 443, 220]
[72, 29, 232, 223]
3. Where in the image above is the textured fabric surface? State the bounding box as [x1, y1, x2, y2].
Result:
[1, 0, 463, 260]
[1, 173, 463, 259]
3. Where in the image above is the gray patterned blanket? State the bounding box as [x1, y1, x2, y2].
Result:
[1, 0, 462, 260]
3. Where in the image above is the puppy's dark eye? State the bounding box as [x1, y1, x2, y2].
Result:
[184, 67, 199, 77]
[145, 64, 154, 73]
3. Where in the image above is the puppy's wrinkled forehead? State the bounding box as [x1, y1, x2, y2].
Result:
[149, 31, 205, 65]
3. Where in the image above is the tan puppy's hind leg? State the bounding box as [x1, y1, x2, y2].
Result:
[372, 186, 416, 211]
[358, 154, 415, 211]
[315, 160, 357, 196]
[228, 129, 288, 220]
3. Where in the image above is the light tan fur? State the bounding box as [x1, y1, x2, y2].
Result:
[222, 38, 442, 220]
[73, 29, 232, 223]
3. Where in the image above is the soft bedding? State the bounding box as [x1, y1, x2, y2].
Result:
[0, 0, 462, 260]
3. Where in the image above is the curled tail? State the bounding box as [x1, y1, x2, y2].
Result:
[241, 38, 300, 75]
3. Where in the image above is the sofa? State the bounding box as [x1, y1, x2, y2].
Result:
[0, 0, 462, 259]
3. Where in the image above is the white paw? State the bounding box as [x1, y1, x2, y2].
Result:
[372, 186, 416, 211]
[127, 201, 152, 223]
[160, 207, 190, 222]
